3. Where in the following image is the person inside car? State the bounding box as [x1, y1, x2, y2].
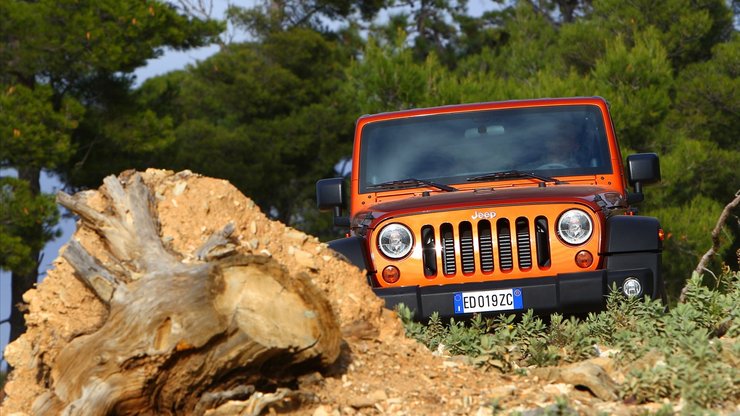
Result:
[534, 126, 581, 169]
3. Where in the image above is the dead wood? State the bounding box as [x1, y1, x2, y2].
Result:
[34, 172, 341, 415]
[680, 189, 740, 303]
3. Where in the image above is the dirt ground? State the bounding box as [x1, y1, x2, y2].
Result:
[0, 170, 730, 415]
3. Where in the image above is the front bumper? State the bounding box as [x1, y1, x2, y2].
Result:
[372, 268, 656, 320]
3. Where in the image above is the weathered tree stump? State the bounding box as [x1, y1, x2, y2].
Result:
[32, 172, 341, 415]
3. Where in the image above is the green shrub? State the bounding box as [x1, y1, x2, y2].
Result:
[397, 265, 740, 412]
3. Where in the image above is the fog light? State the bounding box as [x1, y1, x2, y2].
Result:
[575, 250, 593, 268]
[382, 266, 400, 283]
[622, 277, 642, 297]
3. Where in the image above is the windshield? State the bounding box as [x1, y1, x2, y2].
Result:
[359, 105, 612, 193]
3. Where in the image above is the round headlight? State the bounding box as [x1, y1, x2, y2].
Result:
[557, 209, 593, 245]
[378, 223, 413, 259]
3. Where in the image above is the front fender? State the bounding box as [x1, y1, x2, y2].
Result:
[327, 236, 372, 272]
[603, 215, 664, 300]
[604, 215, 662, 253]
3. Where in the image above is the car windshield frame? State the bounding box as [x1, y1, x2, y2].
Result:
[358, 105, 613, 194]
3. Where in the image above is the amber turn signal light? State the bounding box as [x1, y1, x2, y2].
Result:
[575, 250, 593, 268]
[658, 228, 665, 241]
[382, 266, 400, 283]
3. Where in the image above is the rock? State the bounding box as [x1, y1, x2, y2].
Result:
[294, 248, 318, 270]
[312, 404, 339, 416]
[476, 406, 494, 416]
[284, 229, 308, 244]
[297, 372, 324, 391]
[341, 406, 357, 415]
[594, 344, 620, 358]
[349, 389, 387, 408]
[172, 181, 187, 196]
[542, 383, 573, 397]
[341, 319, 379, 340]
[520, 402, 578, 416]
[529, 359, 619, 401]
[559, 361, 619, 401]
[631, 349, 665, 372]
[487, 384, 516, 398]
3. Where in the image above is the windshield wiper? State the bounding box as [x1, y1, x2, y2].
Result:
[466, 170, 561, 184]
[367, 178, 458, 192]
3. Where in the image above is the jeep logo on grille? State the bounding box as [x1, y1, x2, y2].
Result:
[471, 211, 497, 220]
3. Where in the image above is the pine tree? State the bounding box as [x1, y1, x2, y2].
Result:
[0, 0, 221, 345]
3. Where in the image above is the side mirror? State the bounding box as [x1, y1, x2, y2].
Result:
[626, 153, 660, 204]
[316, 178, 350, 227]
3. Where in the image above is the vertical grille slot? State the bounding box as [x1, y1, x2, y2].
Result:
[421, 225, 437, 277]
[459, 222, 475, 274]
[497, 219, 513, 271]
[440, 223, 456, 275]
[516, 217, 532, 269]
[478, 220, 494, 272]
[535, 216, 551, 267]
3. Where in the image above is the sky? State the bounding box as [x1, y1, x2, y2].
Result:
[1, 0, 495, 370]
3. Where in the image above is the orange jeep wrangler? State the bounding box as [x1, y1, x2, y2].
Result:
[317, 97, 664, 319]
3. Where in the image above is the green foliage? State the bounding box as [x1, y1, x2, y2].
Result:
[669, 35, 740, 150]
[546, 313, 600, 363]
[0, 0, 222, 341]
[132, 28, 355, 225]
[398, 307, 598, 372]
[619, 269, 740, 409]
[227, 0, 386, 39]
[648, 195, 730, 298]
[482, 2, 564, 79]
[368, 0, 469, 66]
[0, 84, 81, 170]
[0, 0, 223, 187]
[398, 266, 740, 411]
[0, 0, 223, 241]
[557, 20, 609, 74]
[0, 0, 222, 82]
[591, 29, 673, 152]
[591, 0, 733, 70]
[0, 177, 59, 274]
[652, 140, 739, 206]
[343, 36, 452, 113]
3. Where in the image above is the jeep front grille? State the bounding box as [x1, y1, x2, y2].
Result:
[478, 221, 494, 272]
[535, 216, 551, 267]
[441, 224, 456, 275]
[421, 225, 437, 276]
[516, 218, 532, 269]
[460, 222, 475, 274]
[497, 219, 513, 271]
[420, 216, 550, 278]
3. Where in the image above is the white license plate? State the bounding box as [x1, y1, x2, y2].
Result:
[453, 288, 523, 314]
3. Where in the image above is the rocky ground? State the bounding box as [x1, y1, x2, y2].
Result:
[1, 170, 735, 415]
